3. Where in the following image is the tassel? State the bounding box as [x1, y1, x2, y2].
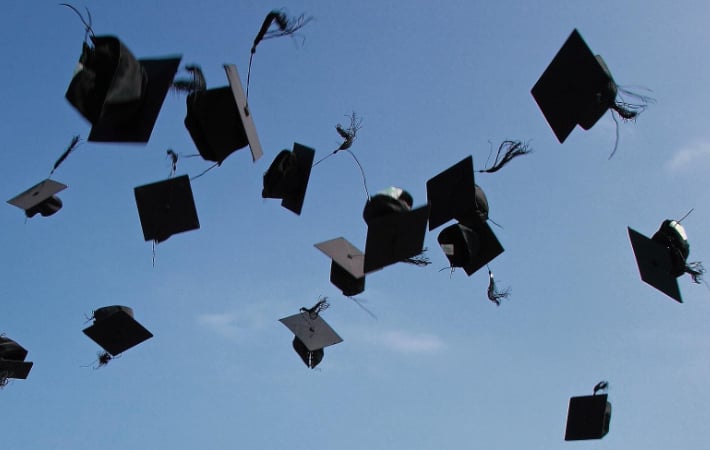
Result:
[686, 261, 705, 284]
[487, 269, 510, 306]
[96, 351, 112, 368]
[172, 65, 206, 94]
[251, 10, 313, 54]
[593, 380, 609, 395]
[403, 249, 432, 267]
[60, 3, 95, 40]
[300, 297, 330, 320]
[608, 87, 655, 159]
[479, 140, 532, 174]
[0, 370, 9, 388]
[166, 149, 178, 177]
[50, 135, 81, 176]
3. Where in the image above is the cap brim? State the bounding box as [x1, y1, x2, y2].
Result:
[83, 309, 153, 356]
[315, 237, 365, 279]
[279, 312, 343, 351]
[8, 179, 67, 211]
[281, 143, 315, 215]
[363, 205, 430, 273]
[426, 156, 477, 230]
[330, 261, 366, 297]
[628, 227, 682, 303]
[89, 56, 182, 143]
[224, 64, 263, 162]
[134, 175, 200, 243]
[0, 360, 33, 379]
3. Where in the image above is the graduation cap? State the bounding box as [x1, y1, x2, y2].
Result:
[629, 221, 704, 303]
[262, 143, 315, 215]
[279, 299, 342, 369]
[532, 29, 649, 144]
[8, 179, 67, 218]
[184, 64, 263, 164]
[134, 175, 200, 243]
[83, 305, 153, 360]
[438, 221, 503, 276]
[315, 237, 366, 296]
[0, 336, 33, 385]
[65, 35, 181, 143]
[565, 384, 612, 440]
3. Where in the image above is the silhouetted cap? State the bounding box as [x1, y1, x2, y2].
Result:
[184, 64, 263, 164]
[628, 227, 683, 302]
[0, 336, 33, 380]
[8, 179, 67, 218]
[65, 35, 181, 143]
[531, 29, 617, 143]
[134, 175, 200, 243]
[426, 156, 489, 230]
[315, 237, 366, 296]
[565, 394, 612, 441]
[280, 308, 342, 369]
[262, 143, 315, 215]
[438, 221, 503, 276]
[83, 305, 153, 356]
[363, 203, 430, 273]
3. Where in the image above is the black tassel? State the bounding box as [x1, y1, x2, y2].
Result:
[608, 87, 655, 159]
[50, 135, 81, 176]
[593, 380, 609, 395]
[335, 112, 363, 152]
[487, 269, 510, 306]
[60, 3, 95, 40]
[403, 249, 432, 267]
[172, 65, 206, 94]
[300, 297, 330, 320]
[251, 10, 313, 54]
[478, 140, 532, 174]
[96, 351, 112, 368]
[686, 261, 705, 284]
[166, 149, 178, 176]
[0, 370, 9, 389]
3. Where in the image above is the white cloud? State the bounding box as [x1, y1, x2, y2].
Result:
[667, 139, 710, 171]
[196, 312, 242, 338]
[379, 330, 445, 354]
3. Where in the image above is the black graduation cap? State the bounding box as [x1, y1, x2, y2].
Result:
[134, 175, 200, 243]
[83, 305, 153, 357]
[65, 35, 181, 143]
[7, 179, 67, 218]
[280, 301, 342, 369]
[0, 336, 33, 383]
[315, 237, 366, 296]
[565, 393, 612, 440]
[362, 188, 430, 274]
[531, 29, 620, 143]
[438, 221, 503, 276]
[184, 64, 263, 164]
[262, 143, 315, 215]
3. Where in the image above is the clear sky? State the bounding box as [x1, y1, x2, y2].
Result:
[2, 1, 710, 449]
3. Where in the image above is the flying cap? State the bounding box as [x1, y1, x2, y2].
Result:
[262, 143, 315, 215]
[134, 175, 200, 243]
[315, 237, 366, 296]
[184, 64, 263, 164]
[280, 303, 342, 369]
[83, 305, 153, 356]
[426, 156, 479, 230]
[628, 227, 683, 302]
[7, 179, 67, 218]
[438, 220, 503, 276]
[66, 35, 181, 143]
[565, 393, 612, 440]
[363, 204, 430, 273]
[531, 29, 617, 143]
[0, 336, 33, 381]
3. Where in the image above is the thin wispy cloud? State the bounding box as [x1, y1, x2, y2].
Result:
[667, 139, 710, 171]
[379, 330, 445, 354]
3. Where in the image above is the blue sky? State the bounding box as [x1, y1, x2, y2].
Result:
[2, 1, 710, 449]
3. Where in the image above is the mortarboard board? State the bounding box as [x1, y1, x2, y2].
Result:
[7, 179, 67, 218]
[628, 227, 683, 302]
[315, 237, 366, 296]
[280, 304, 342, 369]
[184, 64, 263, 164]
[134, 175, 200, 243]
[363, 204, 430, 274]
[531, 29, 617, 143]
[0, 336, 33, 381]
[565, 393, 612, 440]
[66, 35, 181, 143]
[83, 305, 153, 356]
[426, 156, 479, 230]
[438, 220, 503, 276]
[262, 143, 315, 215]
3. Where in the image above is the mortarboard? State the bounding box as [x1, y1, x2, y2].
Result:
[184, 64, 263, 164]
[280, 301, 342, 369]
[363, 204, 430, 274]
[628, 227, 683, 302]
[134, 175, 200, 243]
[262, 143, 315, 215]
[8, 179, 67, 218]
[565, 393, 612, 440]
[531, 29, 618, 143]
[315, 237, 366, 296]
[426, 156, 479, 230]
[0, 336, 33, 382]
[66, 35, 181, 143]
[83, 305, 153, 357]
[438, 220, 503, 276]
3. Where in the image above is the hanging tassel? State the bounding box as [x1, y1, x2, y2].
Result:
[251, 10, 313, 54]
[172, 65, 206, 94]
[487, 268, 510, 306]
[403, 249, 432, 267]
[300, 297, 330, 320]
[166, 149, 178, 177]
[96, 351, 112, 368]
[49, 135, 81, 177]
[608, 87, 655, 159]
[686, 261, 705, 284]
[478, 140, 532, 174]
[593, 380, 609, 395]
